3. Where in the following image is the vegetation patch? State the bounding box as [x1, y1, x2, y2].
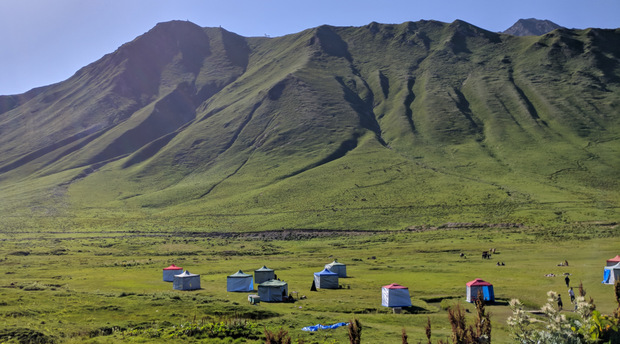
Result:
[120, 319, 260, 341]
[0, 328, 55, 343]
[200, 304, 280, 320]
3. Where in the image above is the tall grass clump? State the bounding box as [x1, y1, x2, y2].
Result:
[347, 318, 362, 344]
[424, 291, 491, 344]
[264, 327, 291, 344]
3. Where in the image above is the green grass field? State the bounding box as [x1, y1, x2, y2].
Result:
[0, 225, 617, 343]
[1, 21, 619, 344]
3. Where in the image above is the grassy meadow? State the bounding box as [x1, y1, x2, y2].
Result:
[1, 21, 619, 344]
[1, 224, 618, 343]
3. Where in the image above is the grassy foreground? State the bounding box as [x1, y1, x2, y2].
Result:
[0, 224, 618, 343]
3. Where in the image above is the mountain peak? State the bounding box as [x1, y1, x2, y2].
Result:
[503, 18, 563, 36]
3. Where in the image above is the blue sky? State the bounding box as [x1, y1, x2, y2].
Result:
[1, 0, 619, 95]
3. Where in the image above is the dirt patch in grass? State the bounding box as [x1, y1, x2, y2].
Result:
[407, 222, 523, 232]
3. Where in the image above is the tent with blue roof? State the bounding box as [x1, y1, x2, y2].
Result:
[314, 268, 339, 289]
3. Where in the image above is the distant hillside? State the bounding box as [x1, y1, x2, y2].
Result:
[0, 20, 619, 231]
[503, 18, 563, 36]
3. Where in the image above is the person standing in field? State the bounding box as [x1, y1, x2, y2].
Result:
[557, 294, 563, 310]
[568, 287, 575, 303]
[565, 275, 570, 287]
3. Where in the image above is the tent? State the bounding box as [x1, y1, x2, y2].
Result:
[258, 280, 288, 302]
[381, 283, 412, 307]
[607, 255, 620, 266]
[603, 263, 620, 285]
[173, 270, 201, 291]
[466, 278, 494, 302]
[162, 264, 183, 282]
[314, 268, 339, 289]
[325, 259, 347, 278]
[254, 266, 275, 285]
[227, 270, 254, 292]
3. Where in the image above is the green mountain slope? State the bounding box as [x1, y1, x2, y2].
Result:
[1, 20, 619, 231]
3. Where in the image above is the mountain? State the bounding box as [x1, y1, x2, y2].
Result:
[503, 18, 563, 36]
[1, 20, 619, 231]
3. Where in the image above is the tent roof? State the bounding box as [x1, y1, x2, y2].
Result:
[314, 268, 338, 276]
[175, 270, 199, 278]
[255, 266, 274, 272]
[259, 279, 287, 287]
[327, 260, 346, 266]
[382, 283, 409, 289]
[466, 278, 492, 286]
[228, 270, 252, 278]
[163, 264, 183, 270]
[607, 255, 620, 263]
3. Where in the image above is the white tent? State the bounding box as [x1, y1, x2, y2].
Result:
[314, 268, 339, 289]
[254, 266, 275, 285]
[162, 264, 183, 282]
[325, 259, 347, 278]
[173, 270, 201, 291]
[603, 262, 620, 285]
[227, 270, 254, 292]
[258, 280, 288, 302]
[381, 283, 412, 307]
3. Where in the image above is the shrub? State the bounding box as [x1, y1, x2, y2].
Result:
[264, 327, 291, 344]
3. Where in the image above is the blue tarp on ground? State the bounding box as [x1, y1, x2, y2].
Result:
[302, 322, 348, 332]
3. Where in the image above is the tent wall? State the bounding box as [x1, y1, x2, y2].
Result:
[255, 270, 275, 285]
[227, 277, 253, 292]
[381, 288, 412, 307]
[467, 286, 494, 302]
[163, 269, 182, 282]
[173, 276, 200, 290]
[314, 274, 339, 289]
[258, 285, 288, 302]
[325, 263, 347, 278]
[603, 267, 620, 284]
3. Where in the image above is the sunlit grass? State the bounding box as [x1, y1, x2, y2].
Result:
[0, 226, 618, 343]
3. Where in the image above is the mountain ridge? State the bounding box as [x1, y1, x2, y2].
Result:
[0, 19, 619, 230]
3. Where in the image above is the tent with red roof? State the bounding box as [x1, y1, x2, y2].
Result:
[162, 264, 183, 282]
[607, 255, 620, 266]
[381, 283, 412, 307]
[466, 278, 494, 302]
